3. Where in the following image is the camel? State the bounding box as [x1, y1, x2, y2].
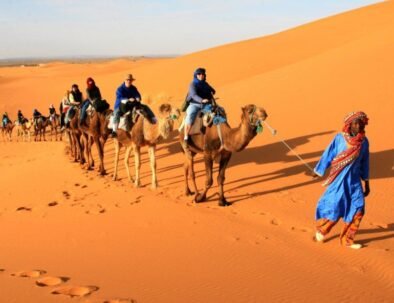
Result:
[113, 104, 180, 189]
[180, 104, 268, 206]
[1, 121, 14, 141]
[15, 119, 32, 142]
[67, 108, 85, 164]
[49, 114, 61, 141]
[33, 116, 50, 141]
[79, 108, 113, 175]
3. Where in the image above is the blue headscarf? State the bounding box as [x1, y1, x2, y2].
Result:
[190, 67, 216, 101]
[193, 67, 206, 85]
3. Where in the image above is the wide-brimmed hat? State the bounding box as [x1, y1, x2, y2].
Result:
[125, 74, 136, 81]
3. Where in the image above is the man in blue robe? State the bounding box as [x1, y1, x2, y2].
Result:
[313, 111, 370, 249]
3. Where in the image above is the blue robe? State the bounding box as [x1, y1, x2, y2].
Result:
[314, 133, 369, 223]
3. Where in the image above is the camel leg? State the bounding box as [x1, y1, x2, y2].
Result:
[89, 136, 95, 168]
[113, 139, 120, 181]
[217, 152, 232, 206]
[67, 131, 75, 159]
[82, 134, 92, 170]
[148, 145, 158, 189]
[183, 160, 194, 196]
[133, 144, 141, 188]
[186, 155, 199, 201]
[94, 136, 105, 175]
[75, 133, 85, 165]
[124, 145, 133, 182]
[88, 137, 95, 170]
[54, 124, 58, 141]
[195, 153, 213, 203]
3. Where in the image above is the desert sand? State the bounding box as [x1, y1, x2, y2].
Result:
[0, 2, 393, 302]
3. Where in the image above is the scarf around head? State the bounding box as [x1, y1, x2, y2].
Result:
[87, 77, 96, 90]
[323, 111, 369, 186]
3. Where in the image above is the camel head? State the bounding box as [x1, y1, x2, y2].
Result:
[242, 104, 268, 132]
[157, 103, 181, 139]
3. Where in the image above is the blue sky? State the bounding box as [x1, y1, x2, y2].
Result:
[0, 0, 383, 59]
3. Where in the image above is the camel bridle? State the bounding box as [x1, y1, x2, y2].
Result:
[248, 105, 262, 128]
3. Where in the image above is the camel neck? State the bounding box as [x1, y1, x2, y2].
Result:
[220, 115, 256, 152]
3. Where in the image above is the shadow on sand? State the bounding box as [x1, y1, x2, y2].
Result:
[323, 223, 394, 247]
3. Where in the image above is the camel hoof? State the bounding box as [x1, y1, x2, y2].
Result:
[134, 181, 141, 188]
[185, 188, 194, 196]
[218, 199, 231, 207]
[113, 176, 117, 181]
[195, 193, 206, 203]
[100, 170, 106, 176]
[151, 183, 158, 190]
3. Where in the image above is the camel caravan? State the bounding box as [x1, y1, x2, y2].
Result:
[1, 69, 269, 206]
[1, 107, 62, 142]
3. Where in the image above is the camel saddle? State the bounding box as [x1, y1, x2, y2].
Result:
[179, 104, 227, 135]
[108, 108, 141, 132]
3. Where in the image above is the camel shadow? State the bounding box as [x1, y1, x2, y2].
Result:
[358, 223, 394, 246]
[224, 131, 393, 203]
[370, 149, 394, 179]
[229, 131, 334, 168]
[221, 131, 332, 202]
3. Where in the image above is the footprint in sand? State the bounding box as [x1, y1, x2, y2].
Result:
[36, 276, 70, 287]
[16, 206, 32, 212]
[48, 201, 58, 207]
[0, 269, 5, 273]
[372, 222, 389, 229]
[290, 198, 306, 204]
[271, 218, 281, 226]
[291, 226, 312, 233]
[85, 205, 106, 215]
[62, 191, 71, 199]
[12, 270, 47, 278]
[51, 285, 99, 297]
[103, 299, 136, 303]
[130, 196, 142, 205]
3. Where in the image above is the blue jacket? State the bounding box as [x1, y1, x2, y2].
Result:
[187, 78, 215, 105]
[187, 80, 215, 104]
[114, 83, 141, 110]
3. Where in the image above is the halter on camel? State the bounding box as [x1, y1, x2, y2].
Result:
[216, 104, 264, 151]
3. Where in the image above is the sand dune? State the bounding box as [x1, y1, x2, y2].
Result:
[1, 2, 393, 302]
